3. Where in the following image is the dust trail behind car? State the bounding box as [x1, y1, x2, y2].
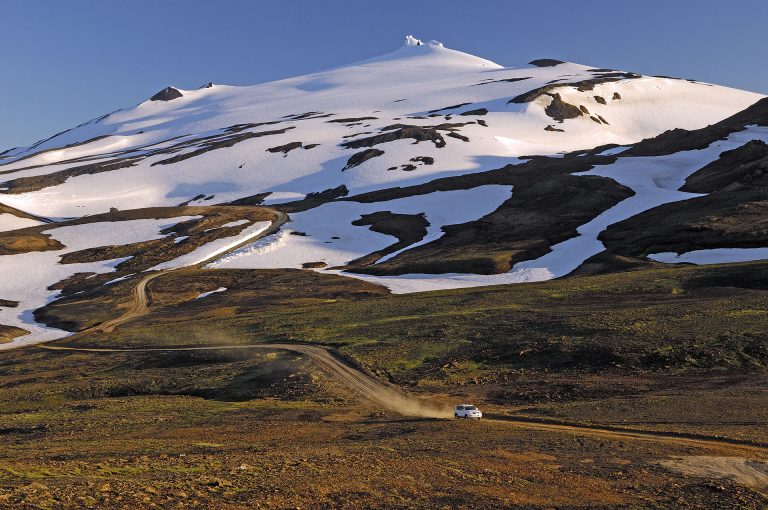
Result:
[41, 342, 454, 419]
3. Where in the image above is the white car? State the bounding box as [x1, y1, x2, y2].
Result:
[454, 404, 482, 420]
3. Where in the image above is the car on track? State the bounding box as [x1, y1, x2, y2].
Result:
[454, 404, 482, 420]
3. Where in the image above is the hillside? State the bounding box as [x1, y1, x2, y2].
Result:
[0, 35, 766, 348]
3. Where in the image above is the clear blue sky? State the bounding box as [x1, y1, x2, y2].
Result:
[2, 0, 766, 150]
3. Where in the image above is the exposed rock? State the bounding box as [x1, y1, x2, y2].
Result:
[410, 156, 434, 165]
[509, 74, 639, 104]
[545, 125, 565, 132]
[286, 111, 333, 120]
[589, 116, 602, 124]
[224, 121, 281, 133]
[1, 156, 142, 194]
[447, 132, 470, 142]
[200, 82, 214, 89]
[227, 192, 271, 206]
[305, 185, 349, 202]
[580, 105, 590, 114]
[343, 148, 385, 170]
[613, 92, 622, 100]
[341, 125, 451, 149]
[682, 139, 768, 193]
[326, 117, 378, 123]
[475, 76, 531, 86]
[152, 127, 296, 166]
[597, 115, 609, 125]
[428, 102, 472, 114]
[267, 141, 303, 155]
[594, 96, 607, 104]
[347, 211, 430, 266]
[150, 87, 183, 102]
[460, 108, 488, 116]
[544, 94, 583, 122]
[529, 59, 565, 67]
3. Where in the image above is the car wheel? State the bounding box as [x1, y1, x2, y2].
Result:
[454, 413, 459, 419]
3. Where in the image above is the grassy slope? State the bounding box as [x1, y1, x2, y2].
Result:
[65, 263, 768, 382]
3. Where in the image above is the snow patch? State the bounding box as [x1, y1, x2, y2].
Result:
[404, 35, 423, 47]
[196, 287, 227, 299]
[0, 214, 42, 232]
[152, 221, 272, 269]
[209, 186, 512, 270]
[0, 217, 197, 349]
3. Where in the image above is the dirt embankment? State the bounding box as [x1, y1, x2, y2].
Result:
[661, 456, 768, 491]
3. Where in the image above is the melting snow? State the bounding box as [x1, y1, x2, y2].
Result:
[0, 216, 199, 349]
[195, 287, 227, 299]
[209, 186, 512, 270]
[152, 221, 272, 269]
[0, 214, 42, 232]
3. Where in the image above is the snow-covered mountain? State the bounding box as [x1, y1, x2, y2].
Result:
[1, 36, 767, 348]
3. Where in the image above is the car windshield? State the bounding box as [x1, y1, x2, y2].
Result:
[464, 406, 476, 410]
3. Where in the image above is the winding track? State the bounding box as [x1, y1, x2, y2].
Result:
[38, 343, 768, 453]
[73, 210, 288, 336]
[35, 208, 768, 454]
[41, 342, 452, 419]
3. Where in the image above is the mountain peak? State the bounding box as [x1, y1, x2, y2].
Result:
[403, 35, 444, 48]
[403, 35, 423, 47]
[354, 35, 499, 70]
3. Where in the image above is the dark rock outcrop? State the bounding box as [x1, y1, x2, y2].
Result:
[545, 94, 583, 122]
[410, 156, 434, 165]
[682, 140, 768, 193]
[343, 149, 385, 170]
[341, 123, 472, 150]
[306, 185, 349, 201]
[509, 74, 639, 104]
[326, 117, 378, 123]
[529, 59, 565, 67]
[150, 87, 183, 102]
[267, 142, 303, 155]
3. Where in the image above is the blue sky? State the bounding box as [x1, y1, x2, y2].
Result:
[2, 0, 766, 149]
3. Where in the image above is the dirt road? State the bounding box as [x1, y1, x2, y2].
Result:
[72, 210, 289, 336]
[39, 341, 768, 455]
[40, 342, 451, 419]
[38, 205, 768, 455]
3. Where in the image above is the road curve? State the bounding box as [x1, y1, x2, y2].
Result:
[40, 342, 452, 419]
[39, 342, 768, 453]
[39, 207, 768, 453]
[71, 209, 289, 337]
